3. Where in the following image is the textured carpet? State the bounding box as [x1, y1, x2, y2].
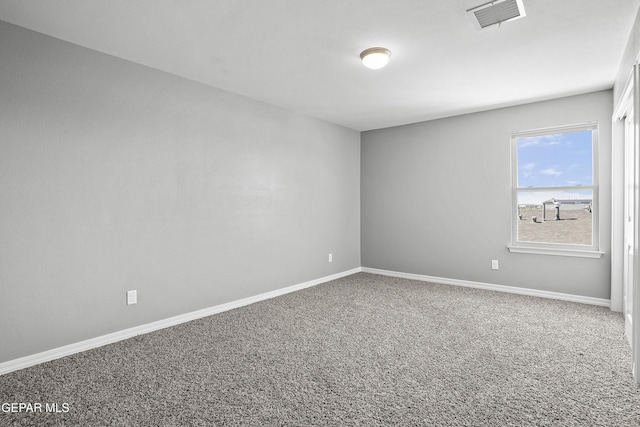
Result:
[1, 273, 639, 426]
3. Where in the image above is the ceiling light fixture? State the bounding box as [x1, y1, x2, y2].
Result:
[360, 47, 391, 70]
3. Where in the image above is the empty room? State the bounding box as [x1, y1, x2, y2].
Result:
[2, 1, 640, 425]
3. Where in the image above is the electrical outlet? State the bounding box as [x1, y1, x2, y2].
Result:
[328, 253, 333, 262]
[491, 260, 499, 270]
[127, 290, 137, 305]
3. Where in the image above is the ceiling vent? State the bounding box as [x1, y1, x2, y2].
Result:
[467, 0, 526, 30]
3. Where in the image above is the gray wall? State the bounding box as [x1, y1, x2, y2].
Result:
[362, 91, 612, 299]
[0, 21, 361, 363]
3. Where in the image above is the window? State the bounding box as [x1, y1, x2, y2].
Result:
[508, 123, 602, 257]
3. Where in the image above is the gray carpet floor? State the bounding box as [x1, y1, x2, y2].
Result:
[1, 272, 639, 426]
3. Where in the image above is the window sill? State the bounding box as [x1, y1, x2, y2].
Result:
[507, 246, 604, 258]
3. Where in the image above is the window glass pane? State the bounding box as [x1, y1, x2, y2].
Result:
[517, 189, 593, 246]
[517, 130, 593, 187]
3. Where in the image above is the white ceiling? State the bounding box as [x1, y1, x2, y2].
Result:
[1, 0, 638, 131]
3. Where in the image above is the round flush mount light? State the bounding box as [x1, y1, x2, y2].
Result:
[359, 47, 391, 70]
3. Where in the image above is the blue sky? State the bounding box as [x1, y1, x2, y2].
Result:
[517, 129, 593, 188]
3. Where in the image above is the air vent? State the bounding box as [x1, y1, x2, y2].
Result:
[467, 0, 526, 30]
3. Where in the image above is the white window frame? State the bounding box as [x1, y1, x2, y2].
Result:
[508, 122, 603, 258]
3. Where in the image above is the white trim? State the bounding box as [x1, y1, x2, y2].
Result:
[0, 267, 362, 376]
[632, 62, 640, 385]
[611, 70, 635, 312]
[1, 265, 612, 376]
[507, 245, 604, 258]
[512, 121, 599, 138]
[613, 70, 635, 121]
[361, 267, 611, 307]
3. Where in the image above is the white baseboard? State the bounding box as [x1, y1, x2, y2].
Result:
[1, 266, 609, 375]
[361, 267, 611, 307]
[0, 267, 362, 376]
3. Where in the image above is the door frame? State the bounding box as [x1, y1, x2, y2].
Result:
[612, 64, 640, 383]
